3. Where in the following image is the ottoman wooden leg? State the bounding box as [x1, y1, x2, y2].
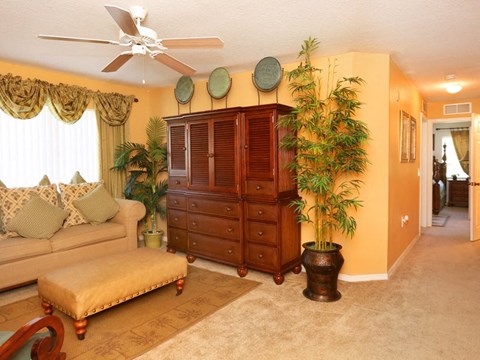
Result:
[42, 301, 53, 315]
[176, 278, 185, 296]
[74, 318, 88, 340]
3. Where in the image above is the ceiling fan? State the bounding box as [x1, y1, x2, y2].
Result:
[38, 4, 224, 76]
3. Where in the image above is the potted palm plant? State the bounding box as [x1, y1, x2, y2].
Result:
[112, 116, 168, 248]
[278, 37, 369, 301]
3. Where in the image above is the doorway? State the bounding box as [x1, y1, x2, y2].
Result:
[421, 116, 471, 229]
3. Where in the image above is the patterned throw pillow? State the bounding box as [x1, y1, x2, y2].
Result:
[59, 182, 102, 227]
[73, 184, 119, 225]
[6, 194, 68, 239]
[0, 184, 59, 239]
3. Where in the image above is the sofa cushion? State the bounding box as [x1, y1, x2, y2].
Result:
[6, 195, 69, 239]
[49, 221, 126, 252]
[73, 185, 119, 225]
[58, 182, 101, 228]
[0, 184, 59, 239]
[0, 236, 52, 265]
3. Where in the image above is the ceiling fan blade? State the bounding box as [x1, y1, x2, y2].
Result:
[102, 52, 134, 72]
[105, 5, 140, 37]
[153, 52, 196, 76]
[38, 34, 119, 45]
[161, 37, 224, 49]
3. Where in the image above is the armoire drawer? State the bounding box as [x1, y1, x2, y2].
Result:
[188, 213, 240, 240]
[245, 243, 278, 270]
[187, 197, 240, 218]
[167, 228, 187, 251]
[246, 221, 277, 245]
[167, 194, 187, 210]
[167, 209, 187, 229]
[189, 233, 241, 263]
[169, 176, 187, 189]
[246, 203, 277, 221]
[246, 180, 274, 197]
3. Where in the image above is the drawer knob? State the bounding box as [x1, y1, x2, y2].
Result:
[227, 249, 233, 255]
[227, 227, 233, 233]
[175, 236, 179, 240]
[192, 241, 197, 246]
[174, 217, 178, 221]
[258, 253, 264, 259]
[182, 146, 186, 151]
[226, 207, 232, 212]
[174, 200, 179, 205]
[175, 180, 181, 185]
[191, 203, 197, 208]
[257, 210, 263, 215]
[256, 185, 262, 191]
[192, 221, 197, 227]
[258, 231, 263, 236]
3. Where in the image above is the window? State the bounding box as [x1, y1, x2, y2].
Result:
[0, 106, 99, 187]
[440, 134, 468, 179]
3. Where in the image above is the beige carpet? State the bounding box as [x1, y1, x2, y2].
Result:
[2, 206, 480, 359]
[0, 266, 259, 359]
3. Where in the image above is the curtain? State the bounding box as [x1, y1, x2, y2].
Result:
[0, 73, 135, 193]
[0, 74, 48, 119]
[47, 83, 91, 123]
[94, 92, 134, 196]
[451, 129, 469, 175]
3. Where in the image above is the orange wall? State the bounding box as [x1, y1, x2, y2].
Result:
[151, 52, 394, 276]
[388, 60, 423, 268]
[426, 98, 480, 119]
[1, 52, 422, 277]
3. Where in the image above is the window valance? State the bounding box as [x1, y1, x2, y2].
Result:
[0, 73, 135, 125]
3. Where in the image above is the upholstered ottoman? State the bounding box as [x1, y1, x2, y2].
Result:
[37, 248, 187, 340]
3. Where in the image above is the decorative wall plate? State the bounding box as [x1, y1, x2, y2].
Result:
[207, 67, 232, 99]
[253, 56, 282, 92]
[174, 76, 194, 104]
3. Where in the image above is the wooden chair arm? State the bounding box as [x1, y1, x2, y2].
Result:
[0, 315, 66, 360]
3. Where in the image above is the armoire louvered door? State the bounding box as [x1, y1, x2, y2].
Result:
[188, 114, 238, 193]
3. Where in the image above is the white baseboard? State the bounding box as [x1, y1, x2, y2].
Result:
[338, 272, 388, 282]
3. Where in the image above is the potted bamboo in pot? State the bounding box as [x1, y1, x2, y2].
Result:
[279, 38, 369, 301]
[112, 116, 168, 248]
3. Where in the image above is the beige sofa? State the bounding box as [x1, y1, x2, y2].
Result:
[0, 199, 145, 291]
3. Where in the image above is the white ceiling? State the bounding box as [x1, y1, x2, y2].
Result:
[2, 0, 479, 102]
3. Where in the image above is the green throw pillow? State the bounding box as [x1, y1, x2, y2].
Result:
[70, 171, 86, 184]
[6, 194, 69, 239]
[38, 175, 51, 185]
[73, 184, 119, 225]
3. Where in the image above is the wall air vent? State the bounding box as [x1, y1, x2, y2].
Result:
[443, 102, 472, 115]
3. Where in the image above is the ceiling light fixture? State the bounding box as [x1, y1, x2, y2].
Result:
[445, 74, 462, 94]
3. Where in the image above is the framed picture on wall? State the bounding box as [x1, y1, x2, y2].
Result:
[400, 110, 410, 162]
[409, 116, 416, 162]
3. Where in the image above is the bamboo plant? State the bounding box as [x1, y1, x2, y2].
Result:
[111, 116, 168, 233]
[278, 37, 369, 250]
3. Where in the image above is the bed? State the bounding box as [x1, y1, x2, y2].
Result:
[432, 157, 447, 214]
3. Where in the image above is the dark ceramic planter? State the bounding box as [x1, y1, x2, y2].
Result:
[302, 241, 344, 302]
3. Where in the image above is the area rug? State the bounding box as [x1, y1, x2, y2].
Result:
[432, 214, 450, 227]
[0, 266, 259, 359]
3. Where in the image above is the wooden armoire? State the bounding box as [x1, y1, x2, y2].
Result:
[165, 103, 301, 284]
